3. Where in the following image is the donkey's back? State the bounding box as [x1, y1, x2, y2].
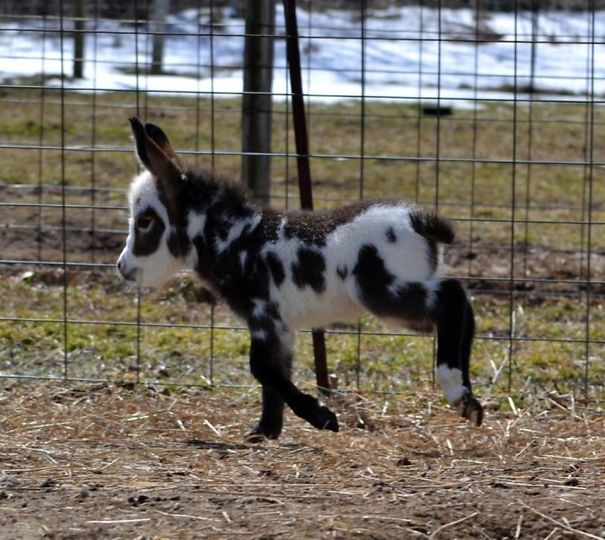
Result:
[262, 202, 452, 330]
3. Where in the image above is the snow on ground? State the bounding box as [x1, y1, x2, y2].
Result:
[0, 5, 603, 105]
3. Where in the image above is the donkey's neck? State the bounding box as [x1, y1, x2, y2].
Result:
[185, 173, 263, 297]
[184, 171, 256, 237]
[204, 185, 260, 249]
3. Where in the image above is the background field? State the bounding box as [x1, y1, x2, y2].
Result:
[1, 90, 604, 403]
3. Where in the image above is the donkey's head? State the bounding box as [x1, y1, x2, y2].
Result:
[117, 118, 191, 287]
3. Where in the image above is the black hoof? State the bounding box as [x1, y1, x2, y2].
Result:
[454, 394, 484, 427]
[312, 406, 339, 432]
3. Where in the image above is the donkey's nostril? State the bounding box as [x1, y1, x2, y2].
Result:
[117, 261, 138, 282]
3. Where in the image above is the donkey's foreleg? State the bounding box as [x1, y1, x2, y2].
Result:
[246, 383, 288, 442]
[248, 331, 339, 436]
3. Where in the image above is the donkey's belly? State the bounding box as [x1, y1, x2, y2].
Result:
[278, 285, 363, 330]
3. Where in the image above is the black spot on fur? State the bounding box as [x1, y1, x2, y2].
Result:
[386, 226, 397, 243]
[353, 245, 394, 297]
[167, 229, 191, 258]
[265, 251, 285, 287]
[336, 266, 348, 280]
[265, 302, 281, 320]
[353, 244, 431, 324]
[133, 208, 165, 257]
[291, 247, 326, 293]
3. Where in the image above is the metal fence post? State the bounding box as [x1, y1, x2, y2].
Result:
[283, 0, 330, 395]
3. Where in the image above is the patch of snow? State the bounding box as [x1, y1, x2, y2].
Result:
[0, 6, 603, 105]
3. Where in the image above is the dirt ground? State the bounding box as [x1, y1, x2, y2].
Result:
[0, 383, 603, 540]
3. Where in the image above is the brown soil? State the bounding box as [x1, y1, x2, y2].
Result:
[0, 383, 603, 539]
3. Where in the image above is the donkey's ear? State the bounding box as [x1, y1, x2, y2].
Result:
[129, 116, 152, 171]
[129, 117, 185, 181]
[144, 123, 182, 163]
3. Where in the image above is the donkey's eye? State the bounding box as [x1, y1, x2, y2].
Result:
[136, 214, 155, 231]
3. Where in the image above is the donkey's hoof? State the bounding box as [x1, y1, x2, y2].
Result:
[244, 428, 268, 444]
[314, 406, 339, 432]
[244, 424, 282, 443]
[454, 395, 484, 427]
[244, 430, 267, 444]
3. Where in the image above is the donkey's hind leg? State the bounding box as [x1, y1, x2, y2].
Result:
[432, 279, 483, 426]
[352, 252, 483, 425]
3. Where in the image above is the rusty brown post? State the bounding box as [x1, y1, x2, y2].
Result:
[282, 0, 330, 395]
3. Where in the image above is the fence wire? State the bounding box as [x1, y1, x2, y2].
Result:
[0, 0, 603, 403]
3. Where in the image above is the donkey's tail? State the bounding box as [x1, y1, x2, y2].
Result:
[409, 209, 455, 245]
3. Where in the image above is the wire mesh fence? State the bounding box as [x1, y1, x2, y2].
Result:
[0, 0, 603, 404]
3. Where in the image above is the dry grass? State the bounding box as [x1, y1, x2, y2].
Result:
[0, 382, 603, 539]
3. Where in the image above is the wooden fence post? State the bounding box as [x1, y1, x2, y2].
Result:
[73, 0, 85, 78]
[151, 0, 170, 74]
[241, 0, 275, 206]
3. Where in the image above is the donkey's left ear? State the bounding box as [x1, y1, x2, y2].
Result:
[144, 122, 186, 179]
[129, 117, 186, 181]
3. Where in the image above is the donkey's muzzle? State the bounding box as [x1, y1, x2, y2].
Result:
[117, 259, 138, 282]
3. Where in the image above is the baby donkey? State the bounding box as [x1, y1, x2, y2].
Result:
[117, 117, 483, 440]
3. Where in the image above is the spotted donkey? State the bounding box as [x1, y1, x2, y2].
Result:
[117, 117, 483, 440]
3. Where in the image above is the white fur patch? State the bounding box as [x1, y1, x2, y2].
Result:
[128, 170, 157, 209]
[252, 299, 267, 319]
[187, 210, 207, 238]
[436, 365, 466, 404]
